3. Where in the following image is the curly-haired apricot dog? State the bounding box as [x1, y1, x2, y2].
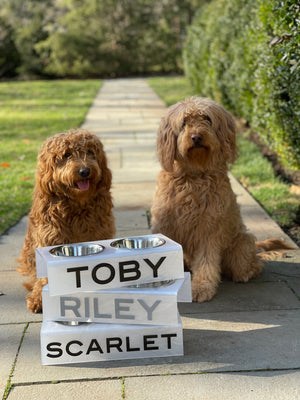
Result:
[151, 97, 293, 302]
[18, 129, 115, 312]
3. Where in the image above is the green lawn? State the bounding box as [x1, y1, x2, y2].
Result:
[147, 76, 197, 106]
[231, 133, 299, 228]
[148, 76, 300, 238]
[0, 80, 101, 234]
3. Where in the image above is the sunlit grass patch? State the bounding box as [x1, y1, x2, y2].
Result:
[148, 76, 196, 106]
[232, 134, 299, 228]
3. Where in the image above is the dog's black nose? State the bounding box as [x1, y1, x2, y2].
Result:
[191, 134, 203, 147]
[78, 167, 90, 178]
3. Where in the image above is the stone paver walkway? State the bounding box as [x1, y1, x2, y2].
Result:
[1, 78, 299, 399]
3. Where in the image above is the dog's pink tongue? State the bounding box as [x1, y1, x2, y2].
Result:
[77, 180, 90, 191]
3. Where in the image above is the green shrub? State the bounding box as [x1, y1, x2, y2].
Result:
[252, 0, 300, 170]
[184, 0, 300, 170]
[0, 17, 20, 77]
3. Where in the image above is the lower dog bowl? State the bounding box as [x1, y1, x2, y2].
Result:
[110, 236, 165, 250]
[50, 244, 104, 257]
[127, 279, 175, 288]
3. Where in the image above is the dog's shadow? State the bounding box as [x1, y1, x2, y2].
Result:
[56, 258, 300, 376]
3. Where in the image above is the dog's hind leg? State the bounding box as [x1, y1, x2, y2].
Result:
[221, 232, 263, 282]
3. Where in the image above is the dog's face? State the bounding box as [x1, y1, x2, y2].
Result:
[37, 130, 111, 200]
[157, 97, 237, 172]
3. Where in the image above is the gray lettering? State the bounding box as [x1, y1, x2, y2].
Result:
[115, 298, 135, 320]
[84, 297, 90, 318]
[93, 297, 112, 319]
[60, 296, 81, 317]
[137, 299, 161, 320]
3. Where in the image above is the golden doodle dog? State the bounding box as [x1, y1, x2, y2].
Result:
[18, 129, 115, 313]
[151, 97, 293, 302]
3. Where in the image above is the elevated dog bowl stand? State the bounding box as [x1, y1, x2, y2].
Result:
[37, 234, 191, 365]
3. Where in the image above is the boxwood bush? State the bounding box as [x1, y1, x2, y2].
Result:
[184, 0, 299, 170]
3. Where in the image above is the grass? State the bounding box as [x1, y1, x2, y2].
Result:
[148, 76, 300, 239]
[0, 80, 101, 235]
[231, 133, 300, 228]
[147, 76, 196, 106]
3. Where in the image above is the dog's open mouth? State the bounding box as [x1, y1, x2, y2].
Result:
[75, 179, 90, 191]
[189, 144, 208, 151]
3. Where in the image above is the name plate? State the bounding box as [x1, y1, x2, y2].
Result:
[36, 234, 184, 296]
[42, 273, 191, 326]
[41, 319, 183, 365]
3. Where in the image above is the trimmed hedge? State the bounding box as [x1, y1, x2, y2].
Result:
[184, 0, 299, 170]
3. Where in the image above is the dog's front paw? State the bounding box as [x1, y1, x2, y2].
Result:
[192, 281, 216, 303]
[232, 260, 263, 283]
[26, 294, 42, 313]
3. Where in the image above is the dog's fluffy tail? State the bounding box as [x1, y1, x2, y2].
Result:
[255, 238, 296, 260]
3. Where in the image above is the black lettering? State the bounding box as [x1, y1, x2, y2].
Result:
[161, 333, 177, 349]
[106, 337, 123, 353]
[143, 335, 159, 351]
[46, 342, 63, 358]
[60, 296, 81, 317]
[119, 260, 141, 282]
[92, 263, 115, 284]
[66, 340, 83, 357]
[126, 336, 140, 352]
[66, 266, 88, 288]
[86, 339, 104, 355]
[143, 257, 166, 278]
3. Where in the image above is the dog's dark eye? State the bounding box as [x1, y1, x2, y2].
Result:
[203, 115, 212, 125]
[63, 152, 72, 159]
[87, 150, 95, 157]
[182, 120, 187, 129]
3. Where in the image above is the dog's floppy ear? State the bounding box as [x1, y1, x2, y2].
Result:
[207, 101, 237, 165]
[157, 110, 178, 172]
[99, 152, 112, 190]
[35, 137, 56, 196]
[94, 139, 112, 191]
[217, 107, 237, 164]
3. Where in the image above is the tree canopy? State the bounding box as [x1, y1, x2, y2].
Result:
[0, 0, 202, 78]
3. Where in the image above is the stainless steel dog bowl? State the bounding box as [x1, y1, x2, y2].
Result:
[58, 321, 87, 326]
[110, 236, 165, 250]
[50, 244, 104, 257]
[128, 279, 175, 288]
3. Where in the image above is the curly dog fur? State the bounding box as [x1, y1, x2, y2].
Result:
[18, 129, 115, 313]
[151, 97, 293, 302]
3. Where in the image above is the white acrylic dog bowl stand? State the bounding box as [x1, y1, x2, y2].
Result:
[37, 234, 191, 366]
